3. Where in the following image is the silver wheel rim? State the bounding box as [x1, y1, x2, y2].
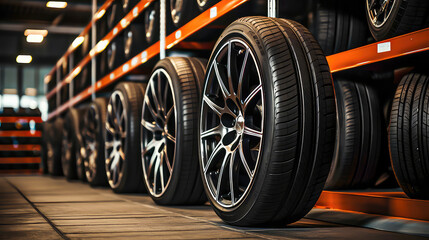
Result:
[105, 91, 128, 188]
[367, 0, 395, 28]
[197, 0, 208, 8]
[84, 106, 99, 182]
[141, 69, 177, 197]
[107, 42, 116, 69]
[144, 8, 156, 40]
[200, 39, 264, 208]
[170, 0, 183, 24]
[124, 31, 132, 58]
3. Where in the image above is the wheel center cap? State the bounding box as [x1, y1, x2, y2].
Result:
[235, 115, 244, 133]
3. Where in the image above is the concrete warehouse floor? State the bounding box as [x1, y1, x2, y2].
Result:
[0, 176, 427, 240]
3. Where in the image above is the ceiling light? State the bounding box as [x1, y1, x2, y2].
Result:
[72, 36, 85, 48]
[16, 55, 32, 64]
[46, 1, 67, 8]
[26, 35, 44, 43]
[24, 29, 48, 37]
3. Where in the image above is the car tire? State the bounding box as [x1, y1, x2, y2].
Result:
[105, 82, 147, 193]
[325, 79, 381, 189]
[61, 109, 81, 180]
[141, 57, 207, 205]
[309, 0, 368, 55]
[84, 98, 109, 186]
[47, 118, 63, 176]
[365, 0, 429, 41]
[389, 72, 429, 199]
[170, 0, 198, 28]
[144, 1, 160, 44]
[75, 107, 88, 182]
[199, 17, 336, 226]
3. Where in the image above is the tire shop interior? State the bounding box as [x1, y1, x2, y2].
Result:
[0, 0, 428, 239]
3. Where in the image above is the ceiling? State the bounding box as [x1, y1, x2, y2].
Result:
[0, 0, 94, 66]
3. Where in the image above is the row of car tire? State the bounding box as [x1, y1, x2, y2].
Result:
[43, 0, 429, 227]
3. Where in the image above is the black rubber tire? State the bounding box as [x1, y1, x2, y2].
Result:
[325, 79, 381, 189]
[365, 0, 429, 41]
[389, 72, 429, 199]
[75, 107, 88, 182]
[84, 98, 109, 186]
[170, 0, 198, 28]
[124, 22, 145, 60]
[141, 57, 207, 205]
[308, 0, 368, 55]
[144, 1, 160, 44]
[107, 38, 125, 71]
[41, 122, 50, 174]
[105, 82, 147, 193]
[47, 118, 63, 176]
[107, 0, 124, 30]
[199, 17, 336, 226]
[61, 109, 80, 180]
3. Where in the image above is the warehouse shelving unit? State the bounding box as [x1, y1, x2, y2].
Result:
[42, 0, 429, 225]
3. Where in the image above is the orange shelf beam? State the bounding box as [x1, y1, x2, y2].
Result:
[0, 157, 41, 164]
[47, 0, 248, 120]
[316, 190, 429, 222]
[0, 131, 41, 137]
[44, 0, 115, 85]
[46, 0, 154, 100]
[0, 116, 43, 123]
[327, 27, 429, 73]
[0, 145, 41, 151]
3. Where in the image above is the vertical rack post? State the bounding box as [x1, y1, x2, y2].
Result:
[56, 67, 60, 113]
[268, 0, 278, 18]
[91, 0, 97, 100]
[160, 0, 166, 59]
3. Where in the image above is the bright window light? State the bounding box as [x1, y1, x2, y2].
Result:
[46, 1, 67, 8]
[26, 35, 44, 43]
[72, 36, 85, 48]
[24, 29, 48, 37]
[16, 55, 32, 64]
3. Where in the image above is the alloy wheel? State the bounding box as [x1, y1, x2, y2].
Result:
[84, 106, 99, 181]
[200, 39, 264, 208]
[105, 91, 128, 188]
[141, 69, 176, 197]
[367, 0, 395, 27]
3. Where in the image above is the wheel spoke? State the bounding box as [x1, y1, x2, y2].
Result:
[159, 151, 165, 191]
[226, 41, 235, 95]
[237, 47, 249, 100]
[216, 152, 229, 200]
[165, 106, 174, 122]
[201, 125, 222, 139]
[243, 126, 262, 138]
[145, 95, 158, 120]
[203, 95, 223, 116]
[213, 61, 230, 97]
[157, 72, 164, 113]
[141, 119, 162, 132]
[147, 151, 157, 177]
[164, 148, 172, 173]
[243, 84, 262, 110]
[150, 81, 161, 113]
[143, 139, 157, 153]
[239, 143, 252, 178]
[153, 156, 160, 193]
[204, 142, 223, 173]
[166, 133, 176, 143]
[229, 151, 235, 204]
